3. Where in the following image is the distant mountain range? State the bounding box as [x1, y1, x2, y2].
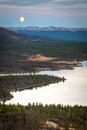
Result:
[9, 26, 87, 31]
[9, 26, 87, 42]
[1, 27, 87, 42]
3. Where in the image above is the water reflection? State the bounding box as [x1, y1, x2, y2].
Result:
[6, 61, 87, 106]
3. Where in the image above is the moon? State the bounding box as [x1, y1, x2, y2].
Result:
[19, 16, 25, 22]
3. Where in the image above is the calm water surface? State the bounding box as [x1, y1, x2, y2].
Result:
[6, 61, 87, 106]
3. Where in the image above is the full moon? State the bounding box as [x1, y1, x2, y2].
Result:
[19, 16, 25, 22]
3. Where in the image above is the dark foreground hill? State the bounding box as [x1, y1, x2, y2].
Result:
[0, 27, 20, 42]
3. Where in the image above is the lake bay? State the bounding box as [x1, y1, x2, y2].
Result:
[6, 61, 87, 106]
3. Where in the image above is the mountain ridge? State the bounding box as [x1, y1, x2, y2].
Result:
[9, 26, 87, 42]
[9, 26, 87, 31]
[0, 27, 87, 42]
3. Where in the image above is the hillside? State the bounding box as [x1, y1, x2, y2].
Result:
[0, 27, 20, 41]
[0, 27, 87, 73]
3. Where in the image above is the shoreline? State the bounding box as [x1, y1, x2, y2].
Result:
[0, 60, 81, 76]
[0, 74, 66, 101]
[0, 60, 83, 102]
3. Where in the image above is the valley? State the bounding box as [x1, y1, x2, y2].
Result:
[0, 27, 87, 130]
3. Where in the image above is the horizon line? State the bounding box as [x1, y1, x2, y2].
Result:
[1, 26, 87, 29]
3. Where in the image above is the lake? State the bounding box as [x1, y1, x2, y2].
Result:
[5, 61, 87, 106]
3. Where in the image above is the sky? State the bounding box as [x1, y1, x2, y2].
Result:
[0, 0, 87, 28]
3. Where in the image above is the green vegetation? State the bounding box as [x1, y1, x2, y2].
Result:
[28, 41, 87, 61]
[0, 33, 87, 73]
[0, 74, 65, 100]
[0, 103, 87, 130]
[1, 38, 87, 62]
[0, 28, 87, 130]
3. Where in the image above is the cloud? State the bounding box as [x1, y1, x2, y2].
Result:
[0, 0, 87, 9]
[53, 0, 87, 6]
[0, 0, 52, 6]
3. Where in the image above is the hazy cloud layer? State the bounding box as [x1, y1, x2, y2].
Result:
[0, 0, 51, 6]
[0, 0, 87, 7]
[54, 0, 87, 6]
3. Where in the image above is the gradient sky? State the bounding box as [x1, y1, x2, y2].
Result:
[0, 0, 87, 27]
